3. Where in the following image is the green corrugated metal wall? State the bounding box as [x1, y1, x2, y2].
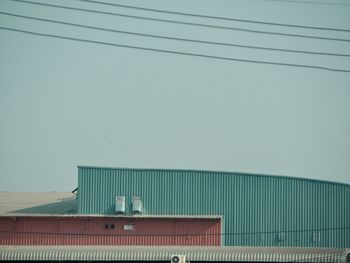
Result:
[77, 166, 350, 247]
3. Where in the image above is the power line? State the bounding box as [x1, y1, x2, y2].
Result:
[0, 226, 349, 237]
[1, 26, 350, 73]
[7, 0, 350, 42]
[1, 11, 349, 57]
[76, 0, 350, 32]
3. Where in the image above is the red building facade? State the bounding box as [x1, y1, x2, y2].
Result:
[0, 215, 221, 246]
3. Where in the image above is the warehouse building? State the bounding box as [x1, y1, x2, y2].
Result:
[1, 166, 350, 250]
[77, 166, 350, 247]
[1, 166, 350, 262]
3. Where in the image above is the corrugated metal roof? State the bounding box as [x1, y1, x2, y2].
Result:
[0, 246, 349, 262]
[0, 192, 77, 214]
[77, 165, 350, 187]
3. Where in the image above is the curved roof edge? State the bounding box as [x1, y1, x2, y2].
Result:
[77, 165, 350, 187]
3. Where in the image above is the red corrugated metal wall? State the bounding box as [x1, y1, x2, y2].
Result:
[0, 216, 221, 246]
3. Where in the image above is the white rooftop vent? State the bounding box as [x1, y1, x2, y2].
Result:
[115, 195, 125, 213]
[132, 196, 142, 213]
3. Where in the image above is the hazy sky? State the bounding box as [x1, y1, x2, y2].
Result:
[1, 0, 350, 191]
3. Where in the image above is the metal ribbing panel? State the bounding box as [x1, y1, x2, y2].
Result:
[1, 246, 349, 262]
[77, 167, 350, 247]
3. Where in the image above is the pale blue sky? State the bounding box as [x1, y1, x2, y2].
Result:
[1, 0, 350, 191]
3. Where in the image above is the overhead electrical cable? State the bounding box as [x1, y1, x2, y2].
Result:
[0, 226, 349, 237]
[75, 0, 350, 32]
[1, 26, 350, 73]
[7, 0, 350, 42]
[1, 11, 349, 57]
